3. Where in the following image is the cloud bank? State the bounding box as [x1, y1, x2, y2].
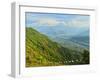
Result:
[26, 13, 90, 28]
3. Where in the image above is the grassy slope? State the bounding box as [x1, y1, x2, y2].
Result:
[26, 27, 89, 67]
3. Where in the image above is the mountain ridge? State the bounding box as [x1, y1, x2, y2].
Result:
[26, 27, 89, 67]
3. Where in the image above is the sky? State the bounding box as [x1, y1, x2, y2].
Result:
[25, 12, 90, 28]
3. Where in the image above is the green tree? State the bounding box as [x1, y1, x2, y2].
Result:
[82, 50, 89, 64]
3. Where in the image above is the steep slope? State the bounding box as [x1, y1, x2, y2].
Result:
[26, 27, 89, 67]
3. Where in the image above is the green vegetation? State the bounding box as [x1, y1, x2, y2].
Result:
[26, 27, 89, 67]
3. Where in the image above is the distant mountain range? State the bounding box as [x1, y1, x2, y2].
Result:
[33, 25, 89, 37]
[32, 25, 89, 50]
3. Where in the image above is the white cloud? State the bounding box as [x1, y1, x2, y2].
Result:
[63, 16, 90, 28]
[27, 14, 89, 28]
[36, 18, 60, 26]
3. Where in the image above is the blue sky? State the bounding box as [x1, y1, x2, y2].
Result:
[25, 12, 90, 28]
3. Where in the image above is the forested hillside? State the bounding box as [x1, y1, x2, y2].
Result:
[26, 27, 89, 67]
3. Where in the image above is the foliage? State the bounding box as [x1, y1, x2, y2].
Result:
[26, 27, 90, 67]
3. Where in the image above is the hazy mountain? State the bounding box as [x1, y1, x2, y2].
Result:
[32, 25, 89, 37]
[31, 25, 89, 50]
